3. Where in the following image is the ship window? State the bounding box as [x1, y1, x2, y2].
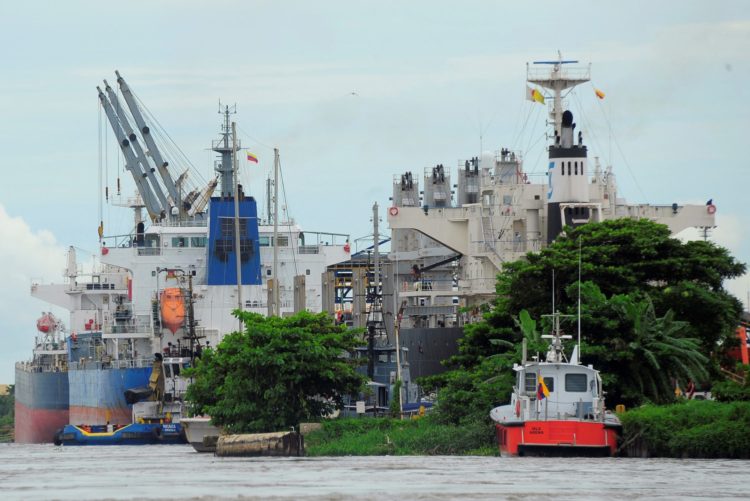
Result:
[565, 373, 587, 392]
[574, 162, 578, 175]
[306, 269, 310, 276]
[274, 235, 289, 247]
[544, 377, 554, 392]
[259, 236, 270, 246]
[172, 364, 180, 376]
[164, 364, 172, 378]
[219, 217, 248, 238]
[172, 237, 188, 248]
[379, 353, 388, 363]
[568, 163, 571, 175]
[524, 374, 536, 392]
[581, 163, 584, 175]
[191, 237, 207, 248]
[561, 163, 565, 176]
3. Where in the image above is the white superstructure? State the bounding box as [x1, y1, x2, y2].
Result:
[387, 57, 716, 319]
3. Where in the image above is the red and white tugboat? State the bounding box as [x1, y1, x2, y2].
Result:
[490, 312, 621, 456]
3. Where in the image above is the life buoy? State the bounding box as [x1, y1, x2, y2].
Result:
[707, 204, 716, 215]
[389, 206, 399, 217]
[515, 400, 521, 417]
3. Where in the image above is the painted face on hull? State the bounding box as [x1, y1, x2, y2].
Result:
[160, 287, 185, 334]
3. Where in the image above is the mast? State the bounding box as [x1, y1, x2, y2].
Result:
[272, 148, 280, 316]
[115, 71, 182, 217]
[213, 104, 238, 198]
[372, 202, 380, 302]
[526, 52, 590, 139]
[232, 122, 243, 329]
[577, 237, 582, 363]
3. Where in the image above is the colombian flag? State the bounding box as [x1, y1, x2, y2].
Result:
[246, 151, 259, 163]
[537, 374, 550, 400]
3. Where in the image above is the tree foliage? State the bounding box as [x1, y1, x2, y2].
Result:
[186, 311, 366, 433]
[423, 219, 745, 422]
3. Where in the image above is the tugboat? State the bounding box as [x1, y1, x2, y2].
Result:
[54, 353, 190, 445]
[490, 312, 621, 456]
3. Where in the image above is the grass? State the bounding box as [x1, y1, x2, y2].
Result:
[305, 416, 497, 456]
[620, 400, 750, 458]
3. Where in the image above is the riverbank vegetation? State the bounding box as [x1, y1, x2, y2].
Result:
[0, 386, 13, 442]
[305, 416, 496, 456]
[619, 400, 750, 458]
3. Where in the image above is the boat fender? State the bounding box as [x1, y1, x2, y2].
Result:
[707, 204, 716, 215]
[389, 206, 399, 216]
[515, 400, 521, 417]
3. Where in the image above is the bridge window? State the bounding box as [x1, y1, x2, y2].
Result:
[219, 217, 248, 238]
[191, 237, 207, 248]
[524, 374, 536, 392]
[565, 373, 588, 392]
[543, 377, 554, 392]
[172, 237, 188, 248]
[274, 235, 289, 247]
[259, 236, 270, 246]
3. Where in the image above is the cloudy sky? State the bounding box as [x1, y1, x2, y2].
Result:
[0, 0, 748, 381]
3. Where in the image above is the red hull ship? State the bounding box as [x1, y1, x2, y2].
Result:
[490, 312, 621, 457]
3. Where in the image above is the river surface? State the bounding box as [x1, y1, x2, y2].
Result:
[0, 443, 747, 500]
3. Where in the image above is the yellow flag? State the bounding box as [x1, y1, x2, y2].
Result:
[526, 86, 545, 105]
[595, 88, 606, 100]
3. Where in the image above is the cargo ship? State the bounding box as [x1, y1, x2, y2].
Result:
[17, 71, 350, 442]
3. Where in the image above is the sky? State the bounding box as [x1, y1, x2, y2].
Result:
[0, 0, 748, 382]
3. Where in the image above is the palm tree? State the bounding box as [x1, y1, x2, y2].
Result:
[615, 295, 708, 403]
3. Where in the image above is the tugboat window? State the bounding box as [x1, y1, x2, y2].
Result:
[543, 377, 554, 392]
[565, 373, 587, 392]
[524, 374, 536, 392]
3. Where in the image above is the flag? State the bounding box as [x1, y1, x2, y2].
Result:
[526, 86, 545, 104]
[246, 151, 259, 163]
[594, 88, 606, 100]
[537, 374, 550, 400]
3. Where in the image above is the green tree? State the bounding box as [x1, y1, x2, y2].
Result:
[186, 311, 366, 433]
